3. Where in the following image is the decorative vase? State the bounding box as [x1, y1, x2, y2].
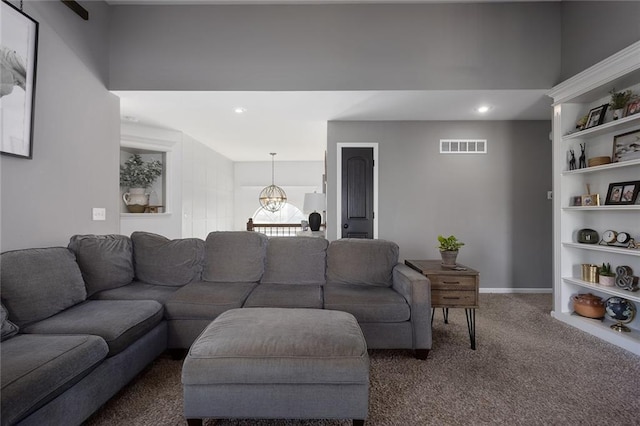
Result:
[599, 275, 615, 287]
[612, 108, 625, 120]
[605, 297, 636, 332]
[440, 250, 458, 267]
[123, 188, 149, 213]
[571, 293, 605, 319]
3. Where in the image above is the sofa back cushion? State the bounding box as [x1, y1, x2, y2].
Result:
[1, 303, 19, 341]
[68, 234, 135, 296]
[261, 237, 328, 285]
[203, 232, 268, 283]
[0, 247, 87, 327]
[131, 232, 204, 286]
[327, 239, 399, 287]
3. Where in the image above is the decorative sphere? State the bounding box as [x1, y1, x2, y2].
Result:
[605, 297, 636, 324]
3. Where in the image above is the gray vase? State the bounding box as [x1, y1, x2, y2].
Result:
[440, 250, 458, 267]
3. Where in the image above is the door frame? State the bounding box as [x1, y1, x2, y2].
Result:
[336, 142, 378, 240]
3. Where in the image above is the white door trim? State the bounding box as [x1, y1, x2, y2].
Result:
[336, 143, 379, 240]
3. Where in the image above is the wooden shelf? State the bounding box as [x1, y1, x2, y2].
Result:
[562, 114, 640, 141]
[562, 242, 640, 256]
[562, 277, 640, 302]
[561, 158, 640, 176]
[562, 205, 640, 211]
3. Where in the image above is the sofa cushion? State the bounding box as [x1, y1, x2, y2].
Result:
[1, 248, 87, 327]
[91, 281, 180, 304]
[165, 281, 257, 320]
[1, 303, 19, 341]
[323, 284, 410, 323]
[1, 334, 108, 426]
[21, 300, 163, 356]
[243, 284, 323, 309]
[203, 232, 268, 283]
[327, 239, 399, 287]
[131, 231, 205, 286]
[68, 234, 135, 297]
[261, 237, 328, 285]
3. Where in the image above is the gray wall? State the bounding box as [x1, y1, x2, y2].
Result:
[327, 121, 552, 290]
[1, 1, 119, 251]
[109, 3, 561, 90]
[561, 1, 640, 81]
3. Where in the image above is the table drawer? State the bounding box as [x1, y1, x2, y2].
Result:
[432, 290, 477, 307]
[428, 274, 477, 290]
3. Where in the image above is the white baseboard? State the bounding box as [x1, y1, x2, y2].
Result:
[480, 288, 552, 294]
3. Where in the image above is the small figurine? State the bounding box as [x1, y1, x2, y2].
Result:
[568, 149, 576, 170]
[579, 143, 586, 169]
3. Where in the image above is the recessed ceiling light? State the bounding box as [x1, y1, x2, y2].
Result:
[476, 105, 492, 113]
[234, 107, 247, 114]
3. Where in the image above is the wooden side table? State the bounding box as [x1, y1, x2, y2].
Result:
[405, 259, 479, 350]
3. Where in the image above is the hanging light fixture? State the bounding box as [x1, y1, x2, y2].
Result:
[259, 153, 287, 212]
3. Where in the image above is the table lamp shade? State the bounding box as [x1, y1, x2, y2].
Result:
[303, 192, 325, 232]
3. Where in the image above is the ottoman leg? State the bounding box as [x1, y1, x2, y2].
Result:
[415, 349, 429, 360]
[353, 420, 365, 426]
[186, 418, 203, 426]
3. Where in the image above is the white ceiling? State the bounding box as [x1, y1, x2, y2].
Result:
[114, 89, 552, 162]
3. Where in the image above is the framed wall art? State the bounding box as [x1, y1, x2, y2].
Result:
[1, 0, 39, 159]
[605, 181, 640, 205]
[612, 129, 640, 163]
[584, 104, 608, 129]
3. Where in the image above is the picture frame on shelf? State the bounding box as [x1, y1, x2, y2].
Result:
[584, 104, 608, 129]
[625, 99, 640, 117]
[581, 194, 600, 207]
[612, 129, 640, 162]
[605, 181, 640, 205]
[0, 0, 39, 159]
[570, 196, 583, 206]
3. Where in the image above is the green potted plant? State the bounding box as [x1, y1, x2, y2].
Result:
[598, 262, 615, 287]
[609, 89, 633, 120]
[120, 154, 163, 213]
[437, 235, 464, 267]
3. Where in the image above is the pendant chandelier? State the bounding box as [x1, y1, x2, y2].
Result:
[259, 153, 287, 212]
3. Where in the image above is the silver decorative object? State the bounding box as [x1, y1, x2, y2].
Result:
[615, 266, 639, 292]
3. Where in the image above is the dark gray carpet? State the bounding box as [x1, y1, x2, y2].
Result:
[85, 294, 640, 425]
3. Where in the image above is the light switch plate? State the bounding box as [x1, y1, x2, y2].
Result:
[92, 208, 106, 221]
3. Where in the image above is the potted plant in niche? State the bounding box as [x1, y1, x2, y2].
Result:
[609, 89, 633, 120]
[598, 262, 615, 287]
[120, 153, 163, 213]
[437, 235, 464, 267]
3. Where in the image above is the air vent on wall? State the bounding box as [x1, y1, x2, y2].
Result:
[440, 139, 487, 154]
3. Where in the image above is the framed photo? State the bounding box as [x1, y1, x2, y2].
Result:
[584, 104, 608, 129]
[625, 99, 640, 117]
[612, 129, 640, 163]
[570, 196, 583, 206]
[605, 181, 640, 205]
[581, 194, 600, 207]
[1, 0, 39, 159]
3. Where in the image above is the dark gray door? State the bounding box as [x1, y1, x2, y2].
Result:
[341, 147, 374, 239]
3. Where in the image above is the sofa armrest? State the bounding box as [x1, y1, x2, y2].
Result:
[392, 263, 432, 352]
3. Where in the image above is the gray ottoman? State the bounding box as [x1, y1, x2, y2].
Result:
[182, 308, 370, 425]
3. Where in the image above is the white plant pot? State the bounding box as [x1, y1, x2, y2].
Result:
[123, 188, 149, 213]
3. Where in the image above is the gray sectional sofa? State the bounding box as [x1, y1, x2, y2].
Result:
[0, 231, 431, 426]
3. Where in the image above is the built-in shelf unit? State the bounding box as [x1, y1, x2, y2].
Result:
[547, 40, 640, 356]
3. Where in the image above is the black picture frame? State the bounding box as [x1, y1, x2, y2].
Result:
[605, 181, 640, 205]
[584, 104, 608, 129]
[1, 0, 39, 159]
